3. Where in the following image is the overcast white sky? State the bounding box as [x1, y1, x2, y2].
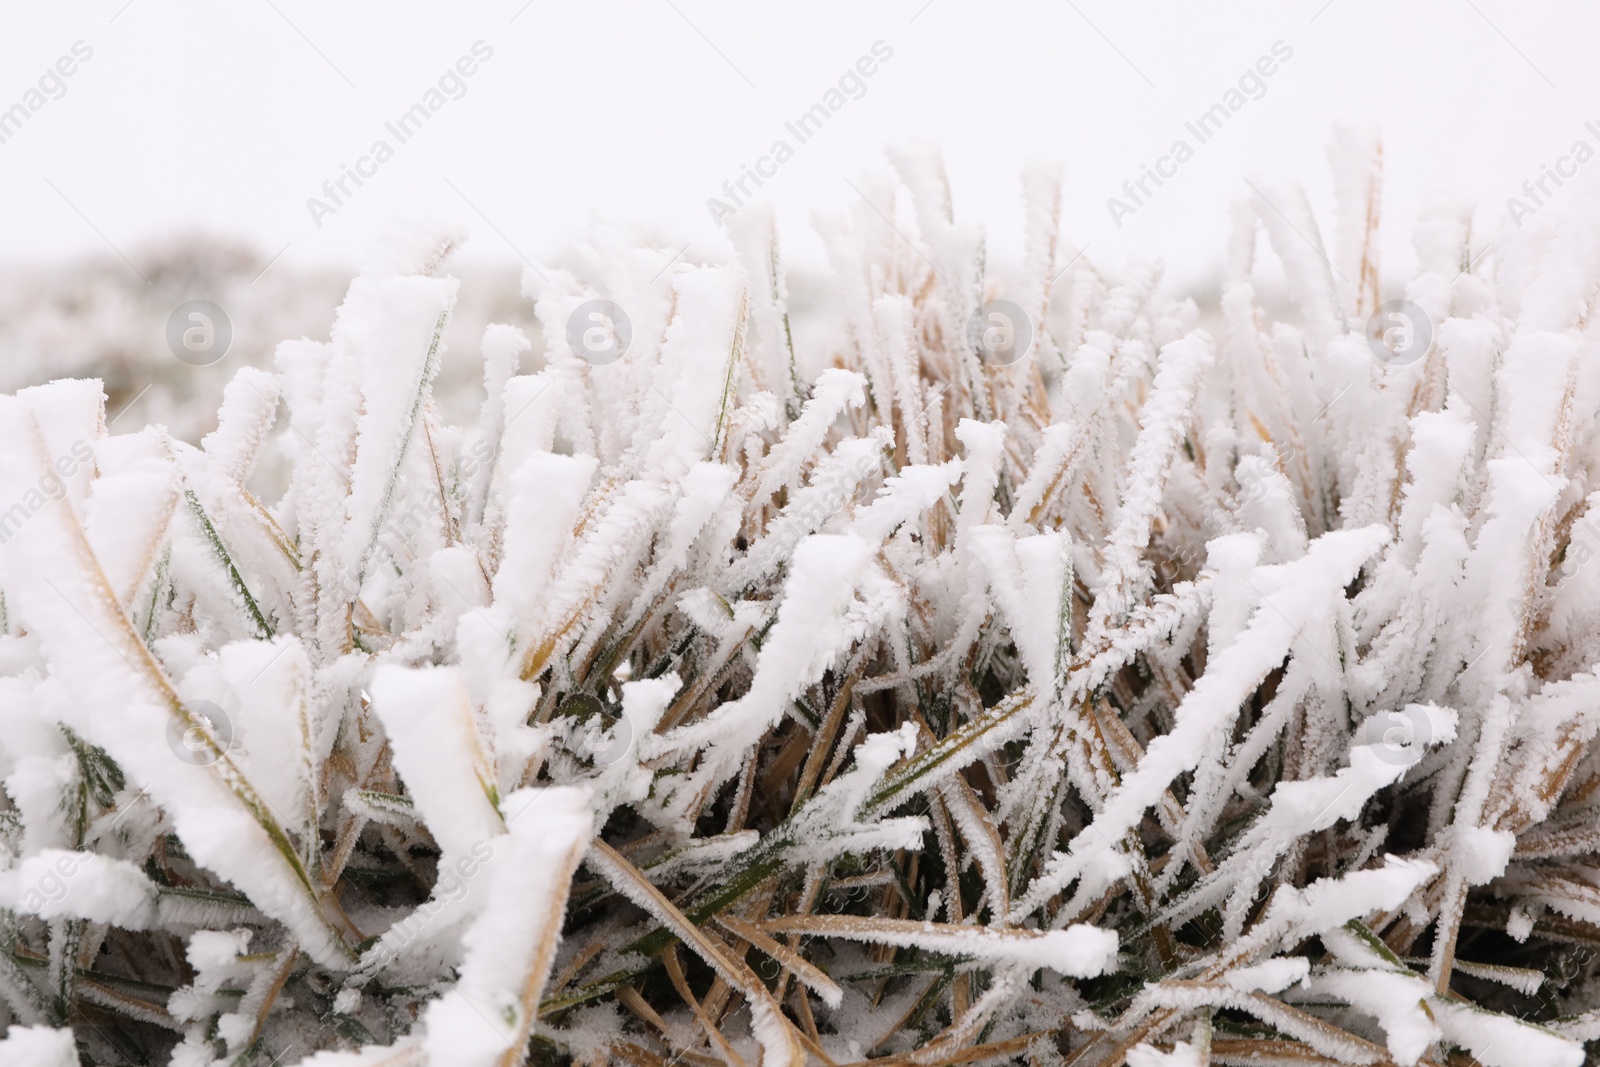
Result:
[1, 1, 1594, 288]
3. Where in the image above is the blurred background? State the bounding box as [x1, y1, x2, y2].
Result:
[0, 0, 1593, 438]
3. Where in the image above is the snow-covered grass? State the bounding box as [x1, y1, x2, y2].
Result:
[0, 237, 531, 447]
[3, 134, 1600, 1066]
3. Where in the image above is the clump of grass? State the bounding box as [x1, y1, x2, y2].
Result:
[1, 135, 1598, 1067]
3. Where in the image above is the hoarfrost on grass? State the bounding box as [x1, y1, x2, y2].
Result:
[0, 139, 1598, 1066]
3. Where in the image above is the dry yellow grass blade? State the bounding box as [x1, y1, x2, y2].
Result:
[714, 912, 844, 1008]
[7, 403, 354, 964]
[749, 914, 1111, 977]
[662, 947, 749, 1067]
[835, 1030, 1054, 1067]
[488, 825, 593, 1067]
[587, 840, 804, 1067]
